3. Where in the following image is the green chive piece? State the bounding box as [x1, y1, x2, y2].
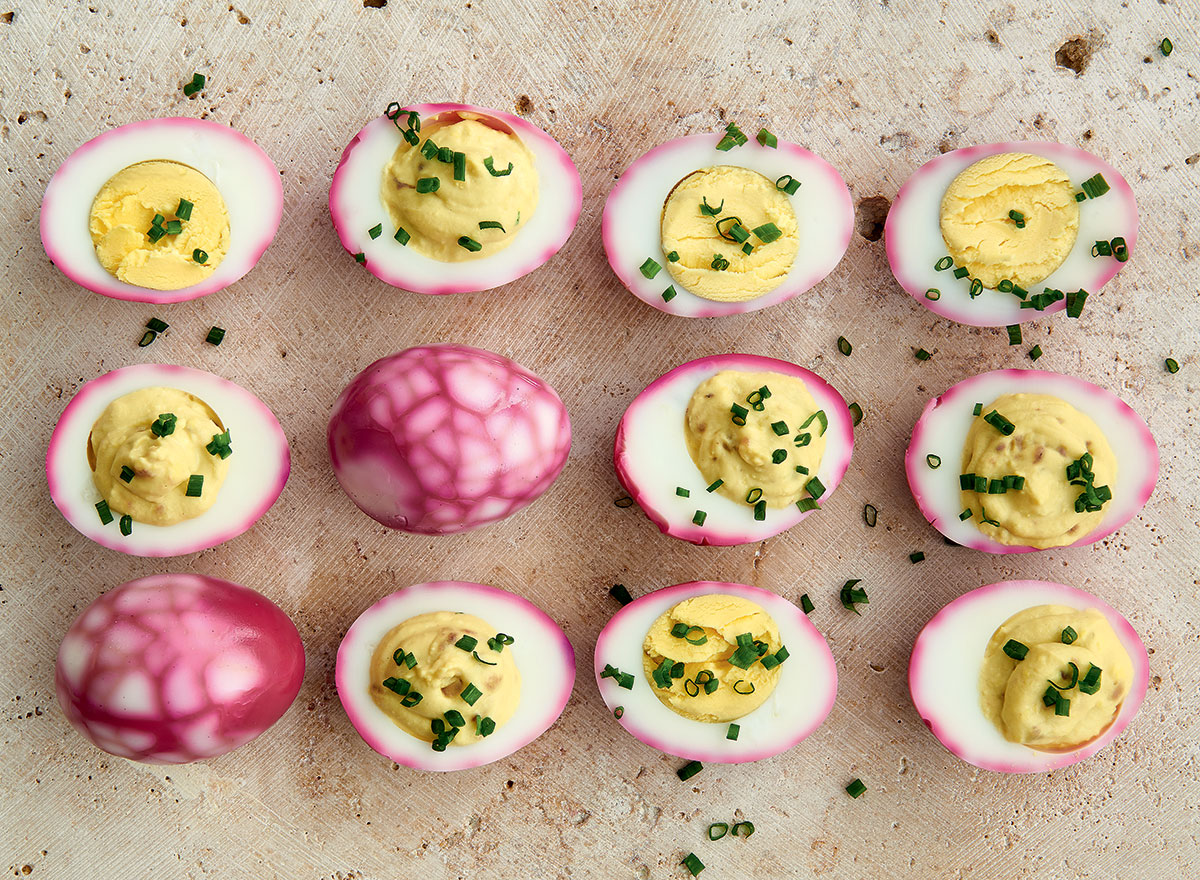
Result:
[1161, 37, 1174, 56]
[483, 156, 513, 176]
[794, 464, 809, 474]
[909, 551, 925, 563]
[453, 151, 466, 181]
[677, 760, 704, 781]
[612, 707, 623, 719]
[416, 177, 440, 193]
[640, 257, 662, 278]
[753, 499, 766, 521]
[699, 197, 724, 216]
[658, 285, 676, 302]
[953, 266, 969, 279]
[715, 216, 746, 242]
[969, 277, 983, 298]
[95, 500, 113, 525]
[400, 691, 423, 707]
[1081, 173, 1110, 199]
[710, 253, 730, 271]
[730, 403, 749, 426]
[998, 280, 1014, 293]
[1075, 191, 1087, 202]
[146, 225, 166, 243]
[1009, 209, 1025, 228]
[185, 474, 203, 497]
[454, 635, 478, 652]
[681, 853, 705, 876]
[732, 821, 755, 838]
[368, 223, 382, 240]
[742, 242, 754, 255]
[960, 473, 977, 490]
[1111, 237, 1130, 262]
[675, 487, 690, 498]
[732, 680, 755, 695]
[1092, 240, 1113, 257]
[925, 288, 941, 300]
[863, 504, 877, 527]
[771, 449, 788, 464]
[848, 402, 863, 426]
[915, 348, 932, 361]
[382, 676, 410, 696]
[800, 593, 815, 614]
[150, 413, 177, 437]
[119, 514, 132, 536]
[1055, 695, 1071, 716]
[460, 683, 483, 706]
[1003, 639, 1029, 661]
[444, 709, 465, 728]
[972, 403, 983, 416]
[796, 497, 820, 512]
[1079, 664, 1103, 695]
[192, 248, 209, 264]
[137, 329, 157, 347]
[708, 822, 729, 841]
[804, 477, 826, 500]
[183, 73, 205, 96]
[935, 256, 954, 271]
[684, 627, 708, 646]
[206, 430, 232, 458]
[1011, 284, 1028, 300]
[145, 317, 169, 333]
[756, 128, 778, 148]
[392, 225, 411, 246]
[173, 199, 193, 221]
[119, 465, 135, 483]
[1028, 345, 1043, 361]
[609, 583, 633, 606]
[745, 488, 763, 504]
[163, 219, 182, 235]
[846, 778, 867, 798]
[436, 146, 453, 164]
[151, 213, 165, 229]
[984, 410, 1016, 435]
[670, 623, 689, 638]
[420, 139, 438, 159]
[837, 336, 853, 356]
[926, 454, 941, 469]
[1166, 357, 1180, 373]
[477, 716, 496, 737]
[457, 235, 483, 252]
[959, 508, 973, 521]
[988, 479, 1005, 495]
[692, 510, 707, 525]
[667, 250, 680, 262]
[798, 410, 828, 436]
[478, 220, 506, 233]
[715, 121, 748, 151]
[839, 579, 868, 614]
[1006, 324, 1022, 346]
[353, 252, 366, 263]
[752, 222, 782, 243]
[771, 420, 789, 436]
[776, 174, 801, 195]
[705, 480, 723, 492]
[725, 722, 741, 741]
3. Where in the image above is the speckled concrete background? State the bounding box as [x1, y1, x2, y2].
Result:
[2, 1, 1198, 878]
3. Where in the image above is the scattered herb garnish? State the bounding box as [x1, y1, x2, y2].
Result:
[710, 253, 730, 271]
[935, 256, 954, 271]
[845, 778, 867, 798]
[983, 410, 1016, 436]
[1079, 664, 1103, 695]
[368, 223, 382, 239]
[185, 474, 204, 497]
[953, 266, 969, 279]
[1160, 37, 1174, 56]
[926, 454, 941, 469]
[775, 174, 801, 195]
[732, 680, 755, 695]
[667, 250, 680, 262]
[800, 593, 814, 614]
[681, 853, 705, 876]
[137, 329, 157, 347]
[1165, 357, 1180, 373]
[182, 72, 206, 97]
[640, 257, 662, 279]
[677, 760, 704, 781]
[206, 430, 232, 459]
[415, 177, 440, 193]
[1028, 345, 1043, 361]
[915, 347, 932, 361]
[150, 413, 177, 437]
[483, 156, 513, 176]
[715, 122, 748, 151]
[839, 579, 868, 614]
[478, 220, 505, 233]
[457, 236, 482, 252]
[837, 336, 852, 356]
[909, 551, 925, 563]
[95, 500, 114, 525]
[925, 288, 941, 300]
[454, 635, 479, 652]
[732, 821, 755, 838]
[460, 683, 483, 705]
[1080, 173, 1110, 199]
[863, 504, 878, 527]
[394, 226, 411, 245]
[1006, 325, 1022, 346]
[848, 402, 863, 426]
[700, 197, 724, 217]
[119, 514, 132, 536]
[756, 128, 777, 148]
[1008, 209, 1026, 228]
[661, 286, 677, 302]
[708, 822, 729, 840]
[752, 222, 782, 244]
[692, 510, 707, 525]
[382, 677, 410, 696]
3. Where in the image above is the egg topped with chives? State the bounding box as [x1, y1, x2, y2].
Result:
[886, 141, 1137, 327]
[330, 102, 581, 294]
[603, 122, 852, 317]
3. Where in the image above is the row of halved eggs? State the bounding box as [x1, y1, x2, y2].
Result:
[41, 105, 1137, 328]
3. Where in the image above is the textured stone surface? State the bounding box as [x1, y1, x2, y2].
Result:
[2, 1, 1198, 878]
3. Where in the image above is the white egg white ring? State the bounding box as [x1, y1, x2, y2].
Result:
[336, 581, 575, 772]
[46, 364, 290, 557]
[906, 368, 1158, 553]
[602, 133, 853, 317]
[885, 141, 1137, 327]
[40, 117, 283, 304]
[329, 103, 582, 295]
[594, 581, 837, 764]
[614, 354, 854, 546]
[909, 579, 1149, 773]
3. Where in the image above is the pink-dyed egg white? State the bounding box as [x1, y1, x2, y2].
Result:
[594, 582, 836, 763]
[602, 129, 852, 317]
[909, 579, 1148, 773]
[56, 574, 304, 764]
[328, 344, 571, 535]
[336, 581, 575, 772]
[46, 364, 290, 557]
[886, 141, 1137, 327]
[906, 369, 1157, 553]
[40, 117, 283, 304]
[614, 354, 854, 546]
[329, 103, 581, 294]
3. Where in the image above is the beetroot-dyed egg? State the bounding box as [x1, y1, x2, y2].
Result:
[56, 574, 304, 764]
[329, 103, 581, 294]
[328, 344, 571, 535]
[906, 369, 1157, 553]
[909, 579, 1148, 773]
[594, 581, 836, 763]
[602, 129, 852, 317]
[336, 581, 574, 771]
[886, 141, 1137, 327]
[46, 364, 290, 557]
[614, 353, 854, 546]
[40, 117, 282, 304]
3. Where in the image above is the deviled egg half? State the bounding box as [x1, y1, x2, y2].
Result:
[57, 573, 304, 764]
[330, 102, 581, 294]
[886, 141, 1137, 326]
[336, 581, 575, 771]
[615, 353, 854, 546]
[46, 364, 290, 557]
[909, 579, 1148, 773]
[603, 123, 853, 317]
[41, 117, 283, 303]
[906, 369, 1157, 553]
[595, 581, 836, 763]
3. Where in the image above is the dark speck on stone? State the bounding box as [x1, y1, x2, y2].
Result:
[1056, 36, 1092, 75]
[855, 196, 890, 242]
[363, 0, 387, 7]
[516, 95, 534, 115]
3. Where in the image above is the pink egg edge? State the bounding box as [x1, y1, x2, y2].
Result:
[907, 579, 1150, 773]
[44, 364, 291, 557]
[601, 133, 854, 318]
[328, 103, 583, 295]
[335, 581, 576, 772]
[40, 117, 284, 304]
[593, 581, 838, 763]
[904, 368, 1159, 554]
[884, 141, 1138, 326]
[614, 353, 855, 546]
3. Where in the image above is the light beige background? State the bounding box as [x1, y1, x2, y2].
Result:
[2, 1, 1198, 878]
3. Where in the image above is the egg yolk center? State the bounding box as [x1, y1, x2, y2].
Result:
[685, 370, 826, 511]
[368, 611, 520, 748]
[87, 387, 230, 527]
[89, 160, 230, 291]
[380, 112, 538, 262]
[979, 604, 1132, 750]
[939, 152, 1079, 289]
[959, 392, 1116, 549]
[660, 165, 799, 302]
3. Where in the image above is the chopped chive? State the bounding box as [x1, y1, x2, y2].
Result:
[710, 253, 730, 271]
[119, 465, 135, 483]
[715, 121, 748, 151]
[770, 420, 789, 436]
[798, 410, 828, 435]
[666, 250, 680, 262]
[353, 252, 365, 263]
[95, 500, 113, 525]
[1011, 284, 1028, 300]
[756, 127, 778, 148]
[639, 257, 662, 278]
[457, 236, 482, 252]
[988, 478, 1005, 495]
[392, 648, 417, 668]
[368, 223, 382, 240]
[436, 146, 454, 163]
[732, 821, 755, 838]
[805, 476, 826, 499]
[400, 691, 423, 707]
[1075, 191, 1087, 202]
[675, 486, 690, 498]
[915, 348, 932, 361]
[478, 220, 506, 232]
[770, 449, 788, 464]
[909, 551, 925, 563]
[391, 225, 411, 246]
[1008, 208, 1026, 226]
[837, 336, 853, 356]
[926, 454, 941, 469]
[980, 506, 1000, 526]
[725, 722, 741, 741]
[477, 716, 496, 737]
[1161, 37, 1174, 56]
[997, 280, 1014, 293]
[1028, 345, 1043, 361]
[1092, 240, 1113, 257]
[972, 403, 983, 416]
[751, 222, 782, 244]
[146, 225, 166, 243]
[839, 579, 868, 614]
[191, 247, 209, 264]
[119, 514, 132, 536]
[206, 430, 232, 458]
[1006, 324, 1022, 346]
[415, 177, 440, 193]
[848, 402, 863, 426]
[708, 822, 730, 841]
[150, 413, 177, 437]
[984, 410, 1016, 435]
[444, 709, 466, 729]
[677, 760, 704, 781]
[1080, 173, 1110, 199]
[794, 464, 809, 474]
[452, 151, 466, 181]
[1166, 357, 1180, 373]
[969, 277, 983, 298]
[973, 475, 988, 493]
[185, 475, 203, 497]
[1003, 639, 1029, 661]
[659, 286, 677, 302]
[775, 174, 801, 195]
[960, 473, 977, 490]
[730, 403, 749, 426]
[137, 329, 157, 347]
[145, 317, 169, 333]
[1008, 475, 1025, 490]
[613, 707, 624, 719]
[182, 72, 205, 96]
[483, 156, 513, 176]
[684, 627, 708, 646]
[420, 139, 438, 159]
[741, 242, 754, 255]
[454, 635, 478, 652]
[1065, 289, 1088, 318]
[1055, 695, 1071, 716]
[705, 479, 724, 493]
[863, 504, 877, 527]
[670, 623, 689, 638]
[745, 487, 763, 504]
[382, 676, 410, 696]
[953, 266, 969, 279]
[799, 594, 815, 615]
[164, 219, 182, 235]
[959, 508, 973, 521]
[732, 680, 755, 695]
[460, 683, 483, 706]
[681, 853, 705, 876]
[716, 216, 747, 242]
[935, 256, 954, 271]
[1111, 236, 1129, 262]
[753, 499, 766, 521]
[683, 678, 700, 698]
[1079, 664, 1103, 695]
[699, 196, 724, 216]
[845, 779, 867, 798]
[692, 510, 707, 525]
[150, 213, 165, 229]
[925, 288, 941, 300]
[796, 497, 820, 512]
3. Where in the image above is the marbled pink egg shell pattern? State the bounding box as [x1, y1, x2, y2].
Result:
[55, 574, 305, 764]
[328, 344, 571, 535]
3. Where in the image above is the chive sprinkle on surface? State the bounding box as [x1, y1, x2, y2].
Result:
[95, 500, 114, 525]
[454, 635, 478, 652]
[677, 760, 704, 781]
[708, 823, 729, 841]
[1006, 324, 1022, 346]
[662, 286, 677, 302]
[1161, 37, 1174, 56]
[863, 504, 878, 527]
[837, 335, 853, 356]
[368, 223, 382, 239]
[640, 257, 662, 278]
[800, 593, 814, 614]
[138, 329, 157, 347]
[756, 127, 778, 148]
[119, 514, 132, 536]
[845, 778, 867, 798]
[484, 156, 514, 176]
[681, 853, 705, 876]
[732, 821, 755, 838]
[185, 475, 204, 497]
[1166, 357, 1181, 373]
[1003, 639, 1029, 660]
[848, 402, 864, 426]
[394, 227, 411, 245]
[146, 317, 169, 333]
[909, 551, 925, 563]
[457, 236, 482, 252]
[205, 326, 226, 346]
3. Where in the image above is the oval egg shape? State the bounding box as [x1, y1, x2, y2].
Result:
[906, 368, 1157, 553]
[329, 103, 582, 294]
[886, 141, 1137, 327]
[336, 580, 575, 772]
[909, 579, 1148, 773]
[46, 363, 290, 557]
[56, 573, 305, 764]
[615, 353, 854, 546]
[602, 131, 853, 317]
[594, 581, 836, 763]
[40, 117, 283, 304]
